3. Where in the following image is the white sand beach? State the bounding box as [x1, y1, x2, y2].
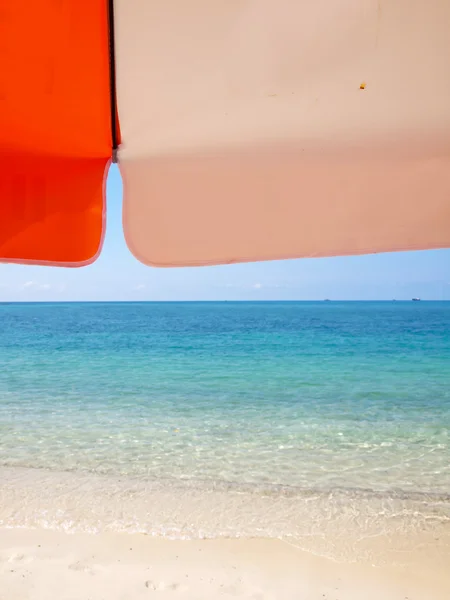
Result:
[1, 528, 449, 600]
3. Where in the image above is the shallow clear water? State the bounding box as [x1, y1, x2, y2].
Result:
[1, 301, 449, 558]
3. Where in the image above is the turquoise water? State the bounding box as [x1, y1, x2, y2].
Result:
[0, 301, 449, 558]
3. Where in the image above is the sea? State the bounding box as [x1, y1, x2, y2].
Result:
[1, 301, 449, 563]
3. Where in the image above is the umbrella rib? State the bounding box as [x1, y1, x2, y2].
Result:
[108, 0, 118, 161]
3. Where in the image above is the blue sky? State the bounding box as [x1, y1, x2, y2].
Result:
[1, 165, 449, 301]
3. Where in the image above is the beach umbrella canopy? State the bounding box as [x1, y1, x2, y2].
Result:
[1, 0, 449, 268]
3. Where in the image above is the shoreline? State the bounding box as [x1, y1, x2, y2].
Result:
[1, 465, 449, 568]
[1, 465, 450, 565]
[1, 528, 449, 600]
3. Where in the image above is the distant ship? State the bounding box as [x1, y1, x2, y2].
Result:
[412, 297, 421, 301]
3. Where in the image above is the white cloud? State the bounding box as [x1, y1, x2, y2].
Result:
[21, 281, 52, 291]
[135, 284, 146, 291]
[252, 283, 262, 289]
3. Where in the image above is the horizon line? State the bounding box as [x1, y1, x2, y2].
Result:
[1, 299, 448, 304]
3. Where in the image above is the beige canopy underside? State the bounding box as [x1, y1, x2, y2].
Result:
[115, 0, 450, 267]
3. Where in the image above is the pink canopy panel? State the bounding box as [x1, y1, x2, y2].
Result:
[2, 0, 450, 267]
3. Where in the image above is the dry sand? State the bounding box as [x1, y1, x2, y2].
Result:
[1, 528, 449, 600]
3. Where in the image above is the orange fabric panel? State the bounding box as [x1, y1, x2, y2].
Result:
[0, 155, 108, 265]
[0, 0, 112, 265]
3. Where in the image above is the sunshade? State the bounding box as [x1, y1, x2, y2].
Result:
[2, 1, 450, 268]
